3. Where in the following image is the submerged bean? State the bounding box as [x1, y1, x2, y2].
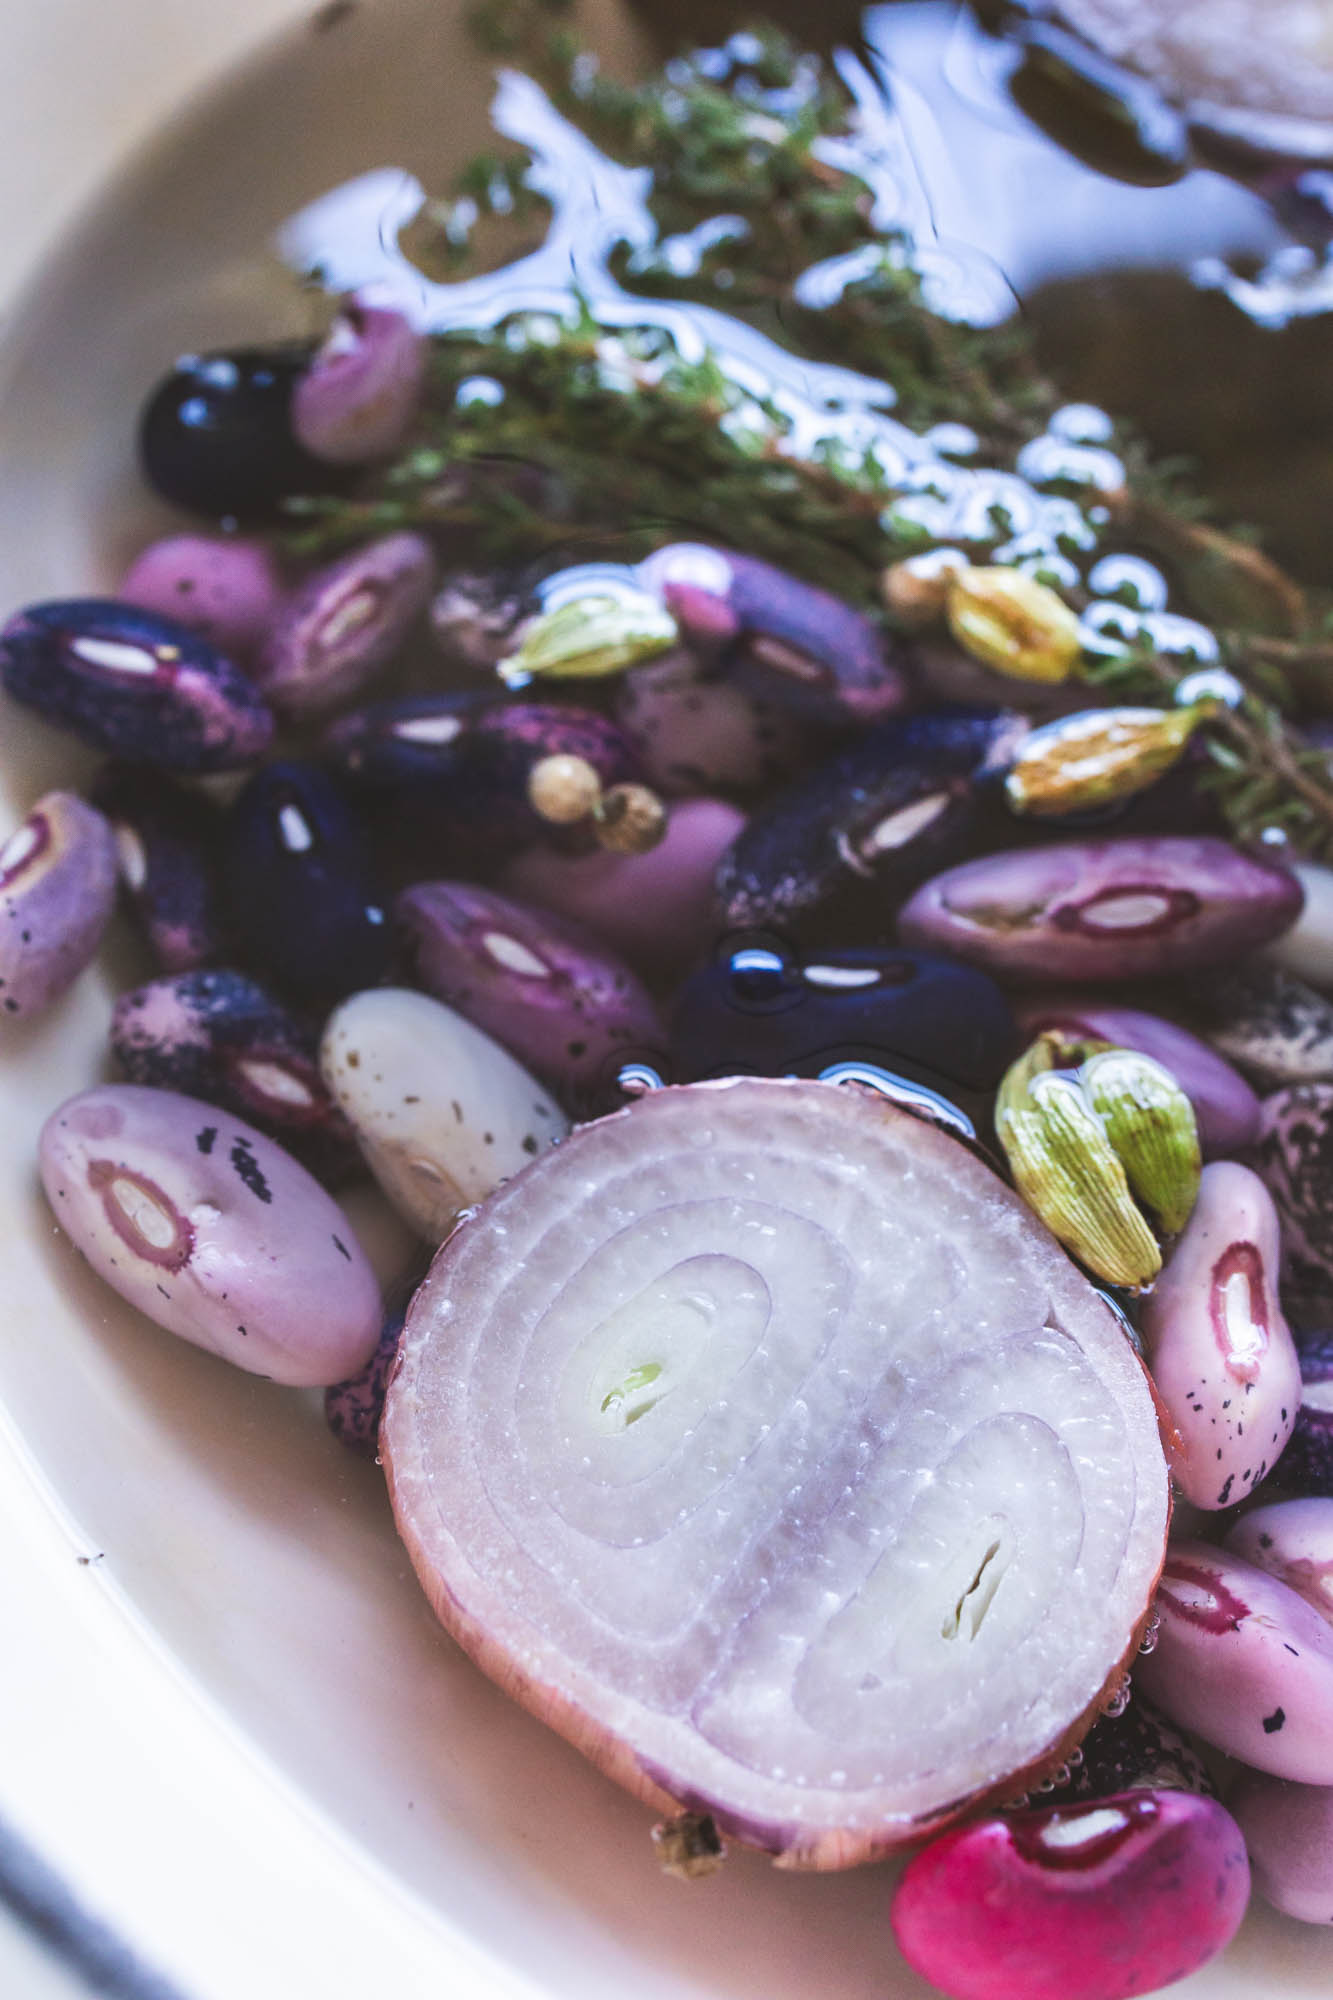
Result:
[0, 600, 273, 772]
[898, 836, 1303, 983]
[1140, 1163, 1300, 1510]
[1273, 1338, 1333, 1499]
[324, 1264, 424, 1456]
[614, 648, 810, 798]
[320, 987, 569, 1240]
[39, 1084, 380, 1385]
[396, 881, 664, 1103]
[1176, 963, 1333, 1091]
[291, 303, 428, 464]
[1229, 1771, 1333, 1924]
[0, 791, 117, 1022]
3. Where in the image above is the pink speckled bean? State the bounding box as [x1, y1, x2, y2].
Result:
[39, 1084, 380, 1387]
[1226, 1497, 1333, 1627]
[1135, 1540, 1333, 1781]
[0, 791, 117, 1022]
[1141, 1163, 1301, 1510]
[1228, 1770, 1333, 1923]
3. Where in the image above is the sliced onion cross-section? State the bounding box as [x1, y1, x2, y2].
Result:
[383, 1078, 1169, 1869]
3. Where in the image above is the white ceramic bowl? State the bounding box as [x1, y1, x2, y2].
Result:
[1, 5, 1332, 1997]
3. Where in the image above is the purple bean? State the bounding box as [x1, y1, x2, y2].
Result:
[1014, 997, 1260, 1155]
[897, 836, 1303, 983]
[614, 648, 809, 798]
[396, 881, 665, 1102]
[90, 765, 224, 975]
[0, 791, 117, 1022]
[291, 303, 428, 464]
[253, 531, 435, 717]
[118, 534, 285, 657]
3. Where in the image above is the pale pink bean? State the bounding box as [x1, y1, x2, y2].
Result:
[1141, 1163, 1301, 1510]
[498, 797, 745, 978]
[890, 1789, 1249, 2000]
[1226, 1497, 1333, 1627]
[119, 534, 284, 656]
[1135, 1540, 1333, 1781]
[1228, 1770, 1333, 1923]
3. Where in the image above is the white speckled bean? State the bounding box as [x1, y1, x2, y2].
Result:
[1226, 1497, 1333, 1628]
[1141, 1163, 1301, 1510]
[38, 1084, 380, 1387]
[1264, 862, 1333, 994]
[1, 791, 118, 1022]
[1228, 1771, 1333, 1923]
[319, 987, 568, 1241]
[1135, 1540, 1333, 1782]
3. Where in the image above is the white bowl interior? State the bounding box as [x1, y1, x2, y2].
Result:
[1, 3, 1331, 1995]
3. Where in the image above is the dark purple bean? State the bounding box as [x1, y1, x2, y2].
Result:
[291, 303, 428, 464]
[898, 836, 1303, 984]
[639, 543, 909, 726]
[110, 969, 361, 1183]
[1272, 1337, 1333, 1498]
[138, 346, 335, 519]
[117, 534, 285, 657]
[322, 690, 499, 789]
[90, 765, 224, 975]
[669, 938, 1019, 1136]
[395, 880, 665, 1105]
[1013, 997, 1260, 1157]
[0, 791, 117, 1021]
[0, 600, 273, 772]
[1025, 1695, 1214, 1807]
[714, 707, 1025, 943]
[324, 1271, 422, 1456]
[614, 648, 811, 799]
[253, 531, 435, 718]
[222, 762, 389, 1008]
[1255, 1084, 1333, 1297]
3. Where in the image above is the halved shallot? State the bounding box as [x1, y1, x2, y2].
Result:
[382, 1078, 1169, 1869]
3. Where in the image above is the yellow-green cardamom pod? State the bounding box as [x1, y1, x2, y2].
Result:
[1080, 1045, 1201, 1237]
[995, 1034, 1166, 1290]
[1004, 703, 1213, 818]
[945, 567, 1083, 684]
[498, 589, 678, 685]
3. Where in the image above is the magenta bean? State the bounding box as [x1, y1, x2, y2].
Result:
[0, 791, 117, 1022]
[897, 836, 1303, 984]
[1228, 1771, 1333, 1923]
[291, 302, 428, 464]
[890, 1789, 1250, 2000]
[90, 764, 224, 975]
[0, 600, 273, 772]
[1015, 997, 1260, 1156]
[253, 531, 434, 717]
[637, 542, 908, 726]
[118, 534, 285, 657]
[39, 1084, 381, 1386]
[614, 648, 808, 797]
[1134, 1540, 1333, 1781]
[1140, 1163, 1301, 1510]
[1254, 1084, 1333, 1295]
[1227, 1498, 1333, 1626]
[498, 797, 745, 979]
[395, 881, 665, 1102]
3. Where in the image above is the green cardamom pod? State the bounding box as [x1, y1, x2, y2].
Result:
[1004, 703, 1213, 817]
[498, 589, 678, 685]
[1081, 1045, 1202, 1237]
[945, 567, 1082, 684]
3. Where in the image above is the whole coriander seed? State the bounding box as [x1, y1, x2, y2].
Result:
[593, 782, 668, 855]
[526, 753, 604, 826]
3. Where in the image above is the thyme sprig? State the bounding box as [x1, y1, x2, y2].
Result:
[284, 14, 1333, 860]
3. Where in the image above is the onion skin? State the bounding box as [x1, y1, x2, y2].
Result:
[382, 1077, 1169, 1868]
